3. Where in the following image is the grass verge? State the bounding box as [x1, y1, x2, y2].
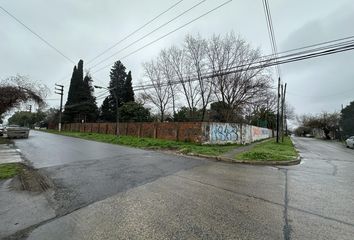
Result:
[0, 137, 11, 144]
[42, 130, 239, 157]
[235, 137, 298, 161]
[0, 163, 23, 180]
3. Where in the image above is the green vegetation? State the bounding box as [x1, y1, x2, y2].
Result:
[340, 101, 354, 137]
[235, 137, 298, 161]
[8, 111, 46, 128]
[0, 163, 22, 179]
[0, 137, 10, 144]
[44, 130, 239, 156]
[63, 59, 98, 122]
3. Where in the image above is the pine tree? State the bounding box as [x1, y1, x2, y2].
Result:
[109, 60, 127, 107]
[101, 61, 127, 121]
[100, 61, 139, 122]
[124, 71, 134, 102]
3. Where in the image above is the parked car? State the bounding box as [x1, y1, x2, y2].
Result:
[345, 136, 354, 149]
[0, 124, 4, 136]
[5, 125, 30, 139]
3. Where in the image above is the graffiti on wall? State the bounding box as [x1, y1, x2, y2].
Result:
[210, 123, 239, 143]
[252, 126, 270, 141]
[242, 125, 252, 144]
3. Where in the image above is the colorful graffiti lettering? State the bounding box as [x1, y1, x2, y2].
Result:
[210, 123, 239, 142]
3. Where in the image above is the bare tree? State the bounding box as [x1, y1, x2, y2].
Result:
[159, 49, 179, 119]
[206, 33, 271, 121]
[184, 34, 213, 121]
[167, 46, 201, 120]
[141, 32, 273, 123]
[142, 60, 171, 122]
[0, 75, 47, 117]
[296, 112, 340, 139]
[284, 102, 295, 121]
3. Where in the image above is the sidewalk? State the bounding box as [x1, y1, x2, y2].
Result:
[0, 143, 23, 164]
[0, 139, 56, 239]
[220, 139, 271, 159]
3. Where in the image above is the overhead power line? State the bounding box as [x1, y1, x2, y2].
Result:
[56, 0, 186, 85]
[91, 0, 233, 74]
[86, 0, 184, 65]
[133, 37, 354, 90]
[287, 86, 354, 99]
[73, 38, 354, 111]
[0, 5, 75, 64]
[132, 38, 354, 91]
[65, 92, 109, 109]
[262, 0, 283, 143]
[262, 0, 281, 77]
[88, 0, 207, 70]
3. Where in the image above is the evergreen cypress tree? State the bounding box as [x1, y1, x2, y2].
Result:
[80, 74, 98, 121]
[63, 60, 98, 122]
[66, 66, 78, 106]
[124, 71, 135, 102]
[63, 65, 79, 122]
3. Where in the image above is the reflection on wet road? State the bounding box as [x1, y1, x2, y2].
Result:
[12, 132, 354, 239]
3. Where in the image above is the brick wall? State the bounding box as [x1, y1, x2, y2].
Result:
[59, 122, 271, 144]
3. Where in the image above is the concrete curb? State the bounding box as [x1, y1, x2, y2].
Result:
[186, 153, 302, 166]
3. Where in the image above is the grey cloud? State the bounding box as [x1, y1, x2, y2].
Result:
[1, 0, 354, 117]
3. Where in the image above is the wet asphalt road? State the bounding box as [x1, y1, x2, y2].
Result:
[8, 131, 354, 239]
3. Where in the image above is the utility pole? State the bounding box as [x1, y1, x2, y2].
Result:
[280, 84, 284, 142]
[29, 105, 32, 113]
[276, 77, 280, 143]
[55, 84, 64, 132]
[281, 83, 287, 142]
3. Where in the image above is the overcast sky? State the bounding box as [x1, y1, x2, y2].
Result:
[1, 0, 354, 117]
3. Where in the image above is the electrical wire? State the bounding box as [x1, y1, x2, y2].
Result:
[132, 40, 354, 91]
[66, 42, 354, 109]
[287, 87, 354, 99]
[262, 0, 281, 77]
[132, 38, 354, 90]
[86, 0, 184, 65]
[91, 0, 233, 74]
[0, 5, 75, 64]
[56, 0, 187, 85]
[88, 0, 206, 70]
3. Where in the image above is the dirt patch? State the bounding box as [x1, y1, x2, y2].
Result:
[10, 164, 53, 192]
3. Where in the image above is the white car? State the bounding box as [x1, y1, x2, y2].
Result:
[345, 136, 354, 149]
[5, 125, 30, 139]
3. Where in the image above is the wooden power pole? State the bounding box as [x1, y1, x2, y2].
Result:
[55, 84, 64, 132]
[281, 83, 287, 142]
